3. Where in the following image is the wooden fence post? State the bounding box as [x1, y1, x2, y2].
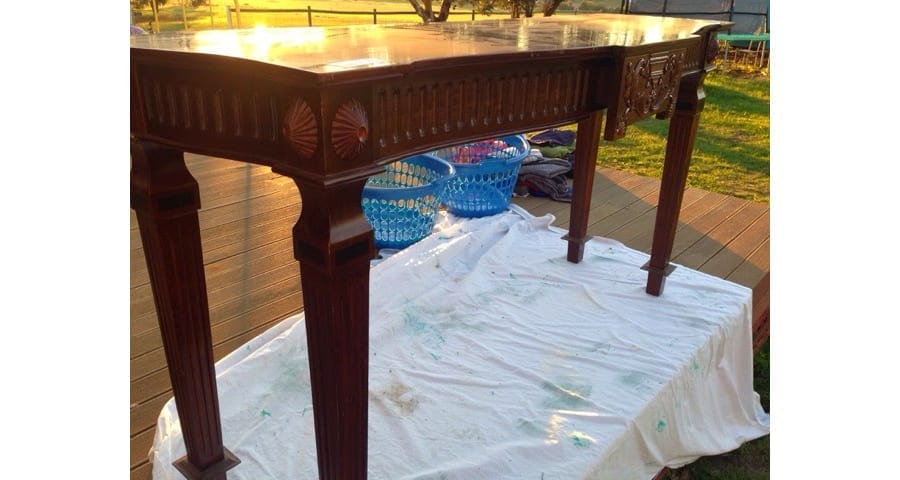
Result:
[373, 8, 377, 24]
[233, 0, 241, 28]
[226, 6, 232, 28]
[471, 9, 475, 20]
[307, 5, 313, 26]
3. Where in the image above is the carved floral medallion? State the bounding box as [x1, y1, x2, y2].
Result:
[613, 51, 684, 138]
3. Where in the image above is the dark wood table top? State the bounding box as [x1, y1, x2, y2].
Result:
[130, 14, 728, 77]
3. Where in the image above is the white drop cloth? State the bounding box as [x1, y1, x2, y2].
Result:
[150, 206, 769, 479]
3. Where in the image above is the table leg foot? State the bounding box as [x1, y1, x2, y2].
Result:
[173, 449, 241, 480]
[563, 233, 593, 263]
[642, 261, 677, 296]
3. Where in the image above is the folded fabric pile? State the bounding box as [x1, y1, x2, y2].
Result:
[528, 128, 576, 175]
[514, 129, 577, 202]
[514, 149, 573, 202]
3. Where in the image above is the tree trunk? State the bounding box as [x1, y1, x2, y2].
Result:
[543, 0, 564, 16]
[151, 0, 160, 32]
[408, 0, 430, 22]
[436, 0, 452, 21]
[408, 0, 453, 22]
[233, 0, 242, 28]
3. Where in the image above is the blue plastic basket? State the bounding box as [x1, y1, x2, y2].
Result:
[430, 135, 530, 218]
[362, 154, 456, 249]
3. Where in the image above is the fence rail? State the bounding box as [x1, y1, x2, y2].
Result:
[226, 5, 477, 28]
[135, 2, 767, 36]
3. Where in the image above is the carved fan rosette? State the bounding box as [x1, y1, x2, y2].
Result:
[282, 98, 318, 160]
[331, 99, 369, 161]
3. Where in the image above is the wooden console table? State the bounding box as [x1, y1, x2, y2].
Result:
[130, 13, 730, 479]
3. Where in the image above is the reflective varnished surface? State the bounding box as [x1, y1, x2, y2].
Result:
[130, 14, 727, 75]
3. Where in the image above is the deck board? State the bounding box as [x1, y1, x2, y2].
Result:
[674, 201, 769, 271]
[131, 245, 297, 338]
[603, 186, 708, 247]
[131, 194, 300, 285]
[129, 155, 769, 479]
[695, 208, 770, 277]
[727, 237, 770, 287]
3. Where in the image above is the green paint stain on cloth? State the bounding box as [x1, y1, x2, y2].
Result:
[541, 381, 592, 409]
[571, 432, 592, 448]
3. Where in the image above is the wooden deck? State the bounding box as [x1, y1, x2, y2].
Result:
[130, 153, 770, 479]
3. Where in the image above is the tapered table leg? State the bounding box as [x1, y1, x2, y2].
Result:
[131, 139, 240, 480]
[644, 72, 706, 296]
[289, 176, 374, 480]
[564, 111, 604, 262]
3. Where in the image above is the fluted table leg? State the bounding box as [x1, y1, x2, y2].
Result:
[644, 71, 707, 296]
[565, 111, 604, 262]
[131, 139, 240, 480]
[288, 176, 375, 480]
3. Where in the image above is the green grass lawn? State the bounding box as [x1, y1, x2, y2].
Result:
[594, 70, 770, 203]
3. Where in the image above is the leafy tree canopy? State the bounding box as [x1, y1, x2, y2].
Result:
[132, 0, 208, 9]
[407, 0, 565, 22]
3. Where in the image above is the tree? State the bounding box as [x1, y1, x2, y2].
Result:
[131, 0, 167, 11]
[131, 0, 166, 32]
[407, 0, 455, 23]
[133, 0, 205, 6]
[407, 0, 565, 23]
[510, 0, 536, 18]
[541, 0, 566, 16]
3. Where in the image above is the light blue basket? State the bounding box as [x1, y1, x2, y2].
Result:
[430, 135, 530, 218]
[362, 154, 456, 249]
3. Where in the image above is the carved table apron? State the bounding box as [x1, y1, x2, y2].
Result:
[130, 14, 730, 480]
